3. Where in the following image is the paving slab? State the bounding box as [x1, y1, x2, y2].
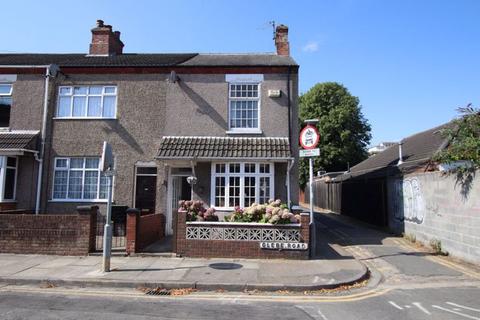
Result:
[365, 245, 462, 277]
[0, 253, 368, 291]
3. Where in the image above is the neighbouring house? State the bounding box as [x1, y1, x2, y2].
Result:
[305, 122, 480, 264]
[367, 142, 396, 155]
[0, 21, 299, 240]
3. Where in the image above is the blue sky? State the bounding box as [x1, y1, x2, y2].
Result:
[1, 0, 479, 145]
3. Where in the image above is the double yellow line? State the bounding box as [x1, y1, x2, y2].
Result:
[0, 285, 391, 304]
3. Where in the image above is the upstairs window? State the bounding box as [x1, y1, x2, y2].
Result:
[228, 83, 260, 131]
[57, 86, 117, 119]
[0, 84, 12, 127]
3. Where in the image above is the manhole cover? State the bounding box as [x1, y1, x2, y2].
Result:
[208, 263, 243, 270]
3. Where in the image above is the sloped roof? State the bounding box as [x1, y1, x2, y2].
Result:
[156, 136, 291, 160]
[339, 122, 452, 180]
[0, 131, 39, 151]
[0, 53, 297, 68]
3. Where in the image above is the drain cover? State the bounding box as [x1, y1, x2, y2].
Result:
[145, 288, 171, 296]
[208, 263, 243, 270]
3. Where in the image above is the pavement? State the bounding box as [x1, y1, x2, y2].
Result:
[0, 252, 368, 292]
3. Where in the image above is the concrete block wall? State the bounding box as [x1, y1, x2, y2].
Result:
[387, 171, 480, 264]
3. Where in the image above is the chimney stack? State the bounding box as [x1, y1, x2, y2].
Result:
[275, 24, 290, 56]
[89, 20, 124, 56]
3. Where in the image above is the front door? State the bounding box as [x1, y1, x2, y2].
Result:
[167, 168, 192, 235]
[135, 167, 157, 214]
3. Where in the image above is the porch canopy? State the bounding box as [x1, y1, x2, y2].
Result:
[156, 136, 292, 161]
[0, 130, 39, 155]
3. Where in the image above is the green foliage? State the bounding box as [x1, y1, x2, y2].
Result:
[299, 82, 371, 188]
[430, 238, 448, 256]
[434, 105, 480, 169]
[403, 232, 416, 243]
[433, 105, 479, 197]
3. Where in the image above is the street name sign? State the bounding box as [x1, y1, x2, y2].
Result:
[300, 148, 320, 157]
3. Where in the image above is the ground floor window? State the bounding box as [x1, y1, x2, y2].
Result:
[211, 162, 274, 209]
[0, 156, 17, 201]
[52, 157, 109, 201]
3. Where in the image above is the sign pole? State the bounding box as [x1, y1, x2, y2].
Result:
[100, 141, 115, 273]
[309, 157, 314, 223]
[102, 172, 113, 272]
[299, 119, 320, 257]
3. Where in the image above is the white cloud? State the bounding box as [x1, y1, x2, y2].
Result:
[302, 41, 319, 53]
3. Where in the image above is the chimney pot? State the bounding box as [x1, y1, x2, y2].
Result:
[89, 20, 124, 56]
[275, 24, 290, 56]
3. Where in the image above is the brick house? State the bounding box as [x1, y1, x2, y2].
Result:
[0, 20, 299, 236]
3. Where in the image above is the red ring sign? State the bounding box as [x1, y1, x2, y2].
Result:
[299, 125, 320, 150]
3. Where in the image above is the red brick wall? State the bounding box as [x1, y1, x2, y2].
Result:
[174, 210, 310, 260]
[0, 202, 18, 212]
[126, 210, 165, 254]
[0, 206, 97, 255]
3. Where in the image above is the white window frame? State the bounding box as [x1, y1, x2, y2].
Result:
[0, 83, 13, 96]
[0, 156, 18, 202]
[55, 85, 118, 119]
[210, 162, 274, 210]
[51, 157, 110, 202]
[227, 82, 262, 134]
[0, 83, 13, 128]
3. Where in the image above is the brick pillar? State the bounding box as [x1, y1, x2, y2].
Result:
[174, 209, 187, 256]
[300, 212, 310, 248]
[77, 205, 99, 253]
[126, 208, 140, 255]
[158, 213, 166, 239]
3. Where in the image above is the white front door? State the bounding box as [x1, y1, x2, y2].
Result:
[166, 168, 192, 235]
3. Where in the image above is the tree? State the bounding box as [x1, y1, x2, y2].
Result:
[433, 104, 479, 197]
[299, 82, 371, 188]
[434, 104, 480, 169]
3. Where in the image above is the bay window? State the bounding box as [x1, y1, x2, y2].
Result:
[52, 157, 109, 201]
[0, 156, 17, 201]
[211, 162, 274, 209]
[56, 85, 117, 118]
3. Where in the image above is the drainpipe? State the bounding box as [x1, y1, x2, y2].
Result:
[286, 66, 292, 156]
[286, 158, 295, 209]
[35, 65, 59, 214]
[0, 65, 57, 214]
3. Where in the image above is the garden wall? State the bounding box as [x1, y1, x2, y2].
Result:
[174, 209, 310, 259]
[0, 206, 97, 255]
[126, 209, 166, 254]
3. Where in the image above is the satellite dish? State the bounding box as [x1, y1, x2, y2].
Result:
[100, 141, 114, 172]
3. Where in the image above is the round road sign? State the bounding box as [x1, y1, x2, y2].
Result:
[299, 125, 320, 149]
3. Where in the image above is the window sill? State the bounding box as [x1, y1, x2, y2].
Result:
[49, 199, 110, 203]
[226, 129, 263, 135]
[53, 117, 117, 120]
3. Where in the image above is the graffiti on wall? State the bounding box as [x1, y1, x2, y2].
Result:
[392, 178, 425, 224]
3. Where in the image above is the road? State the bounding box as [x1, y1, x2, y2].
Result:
[0, 212, 479, 320]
